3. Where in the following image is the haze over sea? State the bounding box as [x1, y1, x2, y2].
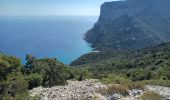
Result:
[0, 16, 97, 64]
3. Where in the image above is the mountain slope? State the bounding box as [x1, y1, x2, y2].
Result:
[71, 42, 170, 66]
[71, 42, 170, 83]
[85, 0, 170, 51]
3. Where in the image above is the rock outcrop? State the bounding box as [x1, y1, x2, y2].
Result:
[85, 0, 170, 51]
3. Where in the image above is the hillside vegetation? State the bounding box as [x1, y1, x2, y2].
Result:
[1, 43, 170, 99]
[0, 54, 72, 99]
[71, 43, 170, 85]
[1, 0, 170, 99]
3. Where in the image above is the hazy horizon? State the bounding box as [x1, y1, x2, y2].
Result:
[0, 16, 97, 64]
[0, 0, 119, 16]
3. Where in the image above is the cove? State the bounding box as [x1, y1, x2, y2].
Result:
[0, 16, 97, 64]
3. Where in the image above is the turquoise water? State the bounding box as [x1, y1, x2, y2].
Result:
[0, 16, 97, 64]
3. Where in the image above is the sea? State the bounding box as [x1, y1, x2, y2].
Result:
[0, 16, 97, 64]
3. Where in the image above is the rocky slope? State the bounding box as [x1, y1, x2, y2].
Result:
[85, 0, 170, 51]
[146, 85, 170, 99]
[30, 80, 107, 100]
[30, 80, 170, 100]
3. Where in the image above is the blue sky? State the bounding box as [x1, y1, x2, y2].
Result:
[0, 0, 118, 16]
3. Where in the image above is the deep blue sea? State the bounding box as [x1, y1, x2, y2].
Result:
[0, 16, 97, 64]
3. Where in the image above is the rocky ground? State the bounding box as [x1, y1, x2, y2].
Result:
[30, 79, 107, 100]
[145, 85, 170, 99]
[30, 79, 170, 100]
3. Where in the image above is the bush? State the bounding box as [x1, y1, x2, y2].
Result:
[131, 69, 149, 81]
[0, 55, 30, 99]
[0, 55, 21, 80]
[24, 55, 69, 87]
[25, 73, 43, 89]
[142, 80, 170, 87]
[0, 73, 28, 99]
[78, 73, 85, 81]
[140, 91, 163, 100]
[101, 74, 131, 84]
[40, 58, 68, 87]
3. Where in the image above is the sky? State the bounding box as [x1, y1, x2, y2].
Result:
[0, 0, 118, 16]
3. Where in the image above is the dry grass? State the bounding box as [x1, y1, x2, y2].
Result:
[96, 82, 145, 97]
[96, 84, 129, 96]
[126, 82, 144, 90]
[140, 91, 163, 100]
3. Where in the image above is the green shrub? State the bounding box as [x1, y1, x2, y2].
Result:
[23, 55, 69, 87]
[131, 69, 149, 81]
[0, 55, 30, 99]
[25, 73, 43, 89]
[0, 55, 21, 80]
[78, 73, 85, 81]
[40, 58, 68, 87]
[0, 73, 28, 99]
[101, 74, 131, 84]
[142, 80, 170, 87]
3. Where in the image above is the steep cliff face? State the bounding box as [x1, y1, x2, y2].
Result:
[85, 0, 170, 51]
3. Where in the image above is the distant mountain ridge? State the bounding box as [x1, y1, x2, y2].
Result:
[85, 0, 170, 51]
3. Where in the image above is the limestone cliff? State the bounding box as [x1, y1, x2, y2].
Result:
[85, 0, 170, 51]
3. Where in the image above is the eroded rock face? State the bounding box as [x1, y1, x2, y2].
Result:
[85, 0, 170, 51]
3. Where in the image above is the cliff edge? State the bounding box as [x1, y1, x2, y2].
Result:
[85, 0, 170, 51]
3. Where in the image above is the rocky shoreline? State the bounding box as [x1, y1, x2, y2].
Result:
[30, 79, 170, 100]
